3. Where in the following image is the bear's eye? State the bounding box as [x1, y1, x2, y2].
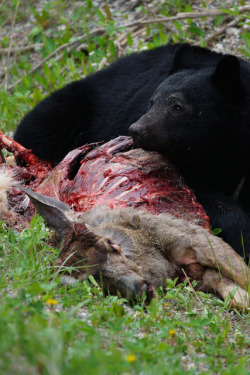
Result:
[173, 104, 183, 112]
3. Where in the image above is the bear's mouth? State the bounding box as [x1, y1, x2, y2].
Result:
[132, 134, 171, 155]
[130, 128, 163, 152]
[133, 137, 161, 152]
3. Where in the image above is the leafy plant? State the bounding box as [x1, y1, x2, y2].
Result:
[0, 1, 250, 374]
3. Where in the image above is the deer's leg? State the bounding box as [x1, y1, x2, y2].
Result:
[201, 268, 249, 310]
[168, 232, 250, 292]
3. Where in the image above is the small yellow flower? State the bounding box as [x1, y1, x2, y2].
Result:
[126, 354, 136, 363]
[163, 302, 172, 308]
[169, 329, 176, 337]
[46, 299, 58, 305]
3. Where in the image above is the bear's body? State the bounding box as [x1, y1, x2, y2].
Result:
[14, 43, 250, 259]
[14, 44, 181, 163]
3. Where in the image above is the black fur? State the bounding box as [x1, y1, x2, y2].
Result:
[14, 43, 250, 259]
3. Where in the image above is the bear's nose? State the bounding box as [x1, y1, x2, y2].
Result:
[129, 123, 142, 140]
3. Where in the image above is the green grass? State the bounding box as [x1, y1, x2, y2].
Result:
[1, 1, 250, 374]
[1, 216, 249, 375]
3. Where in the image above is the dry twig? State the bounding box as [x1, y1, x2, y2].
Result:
[7, 28, 105, 91]
[195, 17, 240, 46]
[0, 44, 43, 55]
[5, 4, 250, 91]
[121, 5, 250, 29]
[4, 0, 20, 91]
[181, 268, 204, 306]
[0, 0, 8, 8]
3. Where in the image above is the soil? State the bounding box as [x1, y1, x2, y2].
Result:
[0, 0, 249, 90]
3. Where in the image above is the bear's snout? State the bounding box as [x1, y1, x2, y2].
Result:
[129, 123, 148, 144]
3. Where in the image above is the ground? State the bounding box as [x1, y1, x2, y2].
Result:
[0, 1, 250, 374]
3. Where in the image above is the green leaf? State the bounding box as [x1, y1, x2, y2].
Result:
[104, 4, 112, 21]
[29, 26, 43, 40]
[127, 32, 133, 47]
[112, 303, 124, 317]
[214, 15, 224, 26]
[89, 275, 99, 287]
[94, 8, 106, 22]
[212, 228, 222, 235]
[188, 22, 205, 37]
[244, 31, 250, 49]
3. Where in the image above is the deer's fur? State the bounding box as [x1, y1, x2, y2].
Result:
[0, 171, 18, 225]
[79, 207, 250, 302]
[21, 187, 249, 309]
[1, 175, 249, 309]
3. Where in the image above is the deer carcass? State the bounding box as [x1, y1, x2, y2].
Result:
[0, 132, 249, 308]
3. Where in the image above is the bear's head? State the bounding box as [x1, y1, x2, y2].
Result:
[129, 44, 245, 170]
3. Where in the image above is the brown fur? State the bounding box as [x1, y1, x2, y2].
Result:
[6, 185, 250, 309]
[51, 204, 249, 308]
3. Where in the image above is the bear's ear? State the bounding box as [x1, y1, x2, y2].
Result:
[211, 55, 243, 101]
[171, 44, 195, 73]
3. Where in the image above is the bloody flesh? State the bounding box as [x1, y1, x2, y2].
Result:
[0, 132, 209, 229]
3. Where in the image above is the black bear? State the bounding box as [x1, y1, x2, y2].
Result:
[14, 43, 250, 259]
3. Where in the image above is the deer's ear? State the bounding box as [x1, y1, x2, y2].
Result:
[21, 186, 73, 237]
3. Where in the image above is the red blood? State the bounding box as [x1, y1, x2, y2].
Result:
[0, 132, 209, 230]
